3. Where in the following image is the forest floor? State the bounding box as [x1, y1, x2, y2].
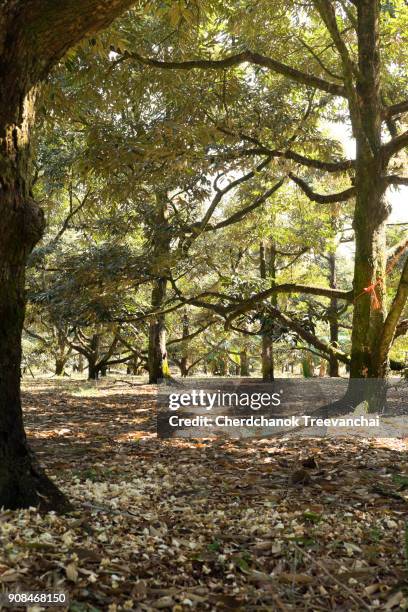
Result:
[1, 377, 408, 611]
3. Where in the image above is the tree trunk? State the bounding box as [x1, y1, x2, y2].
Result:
[260, 241, 276, 381]
[0, 93, 70, 510]
[148, 278, 169, 383]
[328, 252, 340, 377]
[262, 336, 275, 381]
[350, 2, 388, 383]
[148, 191, 171, 384]
[219, 357, 227, 376]
[77, 353, 84, 373]
[240, 349, 250, 376]
[55, 328, 70, 376]
[0, 0, 136, 511]
[127, 357, 142, 375]
[179, 311, 189, 377]
[55, 358, 66, 376]
[87, 334, 100, 380]
[88, 359, 98, 380]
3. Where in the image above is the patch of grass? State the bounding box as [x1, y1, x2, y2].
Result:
[369, 526, 383, 543]
[71, 385, 101, 398]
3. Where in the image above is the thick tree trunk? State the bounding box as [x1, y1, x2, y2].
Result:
[0, 96, 70, 510]
[0, 0, 136, 511]
[88, 360, 99, 380]
[55, 358, 66, 376]
[350, 1, 389, 383]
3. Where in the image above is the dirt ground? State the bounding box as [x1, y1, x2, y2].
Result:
[1, 377, 408, 611]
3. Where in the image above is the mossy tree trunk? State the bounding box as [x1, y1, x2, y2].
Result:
[319, 0, 408, 411]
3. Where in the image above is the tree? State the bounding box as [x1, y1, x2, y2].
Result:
[128, 0, 408, 389]
[0, 0, 136, 510]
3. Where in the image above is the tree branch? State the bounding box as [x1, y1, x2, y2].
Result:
[387, 237, 408, 271]
[378, 256, 408, 367]
[382, 130, 408, 160]
[386, 175, 408, 187]
[239, 146, 355, 172]
[223, 283, 353, 323]
[23, 327, 49, 345]
[289, 172, 355, 203]
[51, 188, 92, 244]
[313, 0, 358, 83]
[180, 157, 272, 252]
[395, 318, 408, 340]
[297, 37, 343, 81]
[167, 321, 215, 346]
[206, 179, 284, 233]
[129, 49, 347, 97]
[385, 99, 408, 118]
[215, 125, 355, 172]
[259, 304, 351, 364]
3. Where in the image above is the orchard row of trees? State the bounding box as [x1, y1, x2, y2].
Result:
[0, 0, 407, 509]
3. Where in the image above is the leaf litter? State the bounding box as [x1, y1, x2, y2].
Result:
[1, 378, 408, 611]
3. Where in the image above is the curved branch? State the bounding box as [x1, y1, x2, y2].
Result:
[206, 179, 284, 232]
[289, 172, 355, 203]
[224, 283, 353, 324]
[215, 126, 355, 171]
[242, 147, 355, 172]
[129, 49, 347, 97]
[239, 303, 351, 364]
[167, 321, 215, 346]
[382, 130, 408, 160]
